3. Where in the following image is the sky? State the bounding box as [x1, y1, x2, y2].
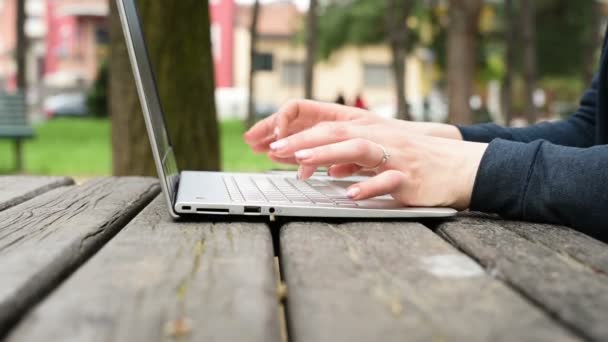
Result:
[235, 0, 311, 11]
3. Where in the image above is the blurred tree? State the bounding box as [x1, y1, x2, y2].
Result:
[304, 0, 319, 100]
[110, 0, 220, 176]
[16, 0, 26, 89]
[246, 0, 261, 128]
[447, 0, 483, 125]
[387, 0, 413, 120]
[521, 0, 538, 123]
[317, 0, 414, 119]
[581, 0, 603, 86]
[501, 0, 516, 125]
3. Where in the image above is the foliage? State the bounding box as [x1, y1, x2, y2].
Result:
[86, 62, 108, 117]
[317, 0, 417, 59]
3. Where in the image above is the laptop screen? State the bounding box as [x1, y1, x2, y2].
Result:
[117, 0, 179, 212]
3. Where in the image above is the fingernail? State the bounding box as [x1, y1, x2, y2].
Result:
[270, 139, 288, 151]
[273, 127, 280, 137]
[347, 187, 360, 198]
[296, 169, 302, 180]
[295, 149, 313, 160]
[327, 166, 333, 177]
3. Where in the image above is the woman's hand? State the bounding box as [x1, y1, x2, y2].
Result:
[267, 121, 487, 210]
[244, 99, 464, 160]
[243, 100, 382, 155]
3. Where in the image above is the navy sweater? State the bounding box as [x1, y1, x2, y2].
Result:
[459, 29, 608, 242]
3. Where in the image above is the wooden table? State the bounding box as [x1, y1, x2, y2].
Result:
[0, 176, 606, 342]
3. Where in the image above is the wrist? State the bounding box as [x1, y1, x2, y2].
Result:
[455, 141, 488, 209]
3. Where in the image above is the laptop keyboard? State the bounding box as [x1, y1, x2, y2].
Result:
[223, 176, 358, 207]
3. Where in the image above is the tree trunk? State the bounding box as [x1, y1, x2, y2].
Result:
[521, 0, 537, 123]
[246, 0, 261, 129]
[447, 0, 482, 125]
[386, 0, 412, 121]
[304, 0, 318, 100]
[15, 0, 26, 90]
[110, 0, 220, 176]
[582, 0, 602, 86]
[502, 0, 517, 126]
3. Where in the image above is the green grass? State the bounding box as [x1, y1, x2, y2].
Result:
[0, 117, 287, 176]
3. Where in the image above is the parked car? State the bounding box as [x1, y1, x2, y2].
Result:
[43, 93, 88, 119]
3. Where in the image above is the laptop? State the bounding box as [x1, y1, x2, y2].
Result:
[116, 0, 457, 219]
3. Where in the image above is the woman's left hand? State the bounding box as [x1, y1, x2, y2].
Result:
[267, 122, 488, 210]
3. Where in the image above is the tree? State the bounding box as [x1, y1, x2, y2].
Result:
[15, 0, 26, 89]
[501, 0, 517, 126]
[317, 0, 414, 119]
[446, 0, 483, 125]
[521, 0, 537, 123]
[304, 0, 319, 100]
[386, 0, 413, 120]
[110, 0, 220, 176]
[581, 0, 603, 86]
[246, 0, 261, 129]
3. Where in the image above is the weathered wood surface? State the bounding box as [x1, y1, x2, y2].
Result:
[437, 216, 608, 342]
[0, 177, 159, 336]
[281, 221, 579, 342]
[7, 196, 282, 342]
[0, 176, 74, 211]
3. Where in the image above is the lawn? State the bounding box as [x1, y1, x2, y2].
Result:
[0, 118, 286, 176]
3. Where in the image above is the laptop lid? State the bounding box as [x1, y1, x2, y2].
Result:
[116, 0, 180, 217]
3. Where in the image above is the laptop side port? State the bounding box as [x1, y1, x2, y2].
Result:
[244, 206, 262, 214]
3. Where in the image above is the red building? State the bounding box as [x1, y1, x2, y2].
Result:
[209, 0, 235, 88]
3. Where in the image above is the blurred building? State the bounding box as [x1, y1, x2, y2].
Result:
[0, 0, 107, 99]
[215, 0, 442, 121]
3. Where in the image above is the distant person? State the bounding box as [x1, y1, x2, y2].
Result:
[335, 93, 346, 105]
[354, 94, 367, 110]
[244, 28, 608, 243]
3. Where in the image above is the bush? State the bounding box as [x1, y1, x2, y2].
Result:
[87, 62, 108, 117]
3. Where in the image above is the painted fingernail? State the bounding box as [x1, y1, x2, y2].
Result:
[347, 187, 360, 198]
[295, 149, 313, 160]
[270, 139, 288, 151]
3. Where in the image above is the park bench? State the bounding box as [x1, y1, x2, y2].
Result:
[0, 92, 34, 172]
[0, 176, 606, 341]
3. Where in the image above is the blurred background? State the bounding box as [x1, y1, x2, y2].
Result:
[0, 0, 607, 177]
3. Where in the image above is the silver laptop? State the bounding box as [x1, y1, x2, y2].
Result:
[116, 0, 457, 219]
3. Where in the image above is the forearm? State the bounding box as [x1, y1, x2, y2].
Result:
[471, 139, 608, 242]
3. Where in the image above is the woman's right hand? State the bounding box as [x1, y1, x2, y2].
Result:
[244, 100, 383, 154]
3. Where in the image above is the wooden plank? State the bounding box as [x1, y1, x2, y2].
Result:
[437, 216, 608, 342]
[0, 177, 159, 336]
[281, 221, 579, 342]
[0, 176, 74, 212]
[7, 196, 282, 342]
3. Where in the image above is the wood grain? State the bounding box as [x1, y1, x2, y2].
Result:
[7, 196, 282, 342]
[437, 216, 608, 341]
[0, 176, 74, 212]
[0, 177, 159, 336]
[281, 221, 579, 342]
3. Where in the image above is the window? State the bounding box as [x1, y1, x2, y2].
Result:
[281, 61, 304, 86]
[363, 64, 391, 88]
[254, 52, 274, 71]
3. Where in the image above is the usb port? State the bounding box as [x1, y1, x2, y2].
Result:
[244, 206, 261, 214]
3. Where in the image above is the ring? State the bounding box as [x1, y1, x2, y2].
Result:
[367, 144, 390, 170]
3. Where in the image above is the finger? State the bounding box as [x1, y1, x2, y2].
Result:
[297, 165, 318, 180]
[244, 113, 278, 145]
[346, 170, 405, 200]
[268, 153, 298, 165]
[328, 164, 362, 178]
[294, 139, 386, 169]
[251, 134, 280, 153]
[270, 122, 362, 158]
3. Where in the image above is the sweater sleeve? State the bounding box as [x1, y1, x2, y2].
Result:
[471, 139, 608, 242]
[458, 75, 598, 147]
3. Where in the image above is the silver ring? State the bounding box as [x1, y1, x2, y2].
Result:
[368, 144, 390, 170]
